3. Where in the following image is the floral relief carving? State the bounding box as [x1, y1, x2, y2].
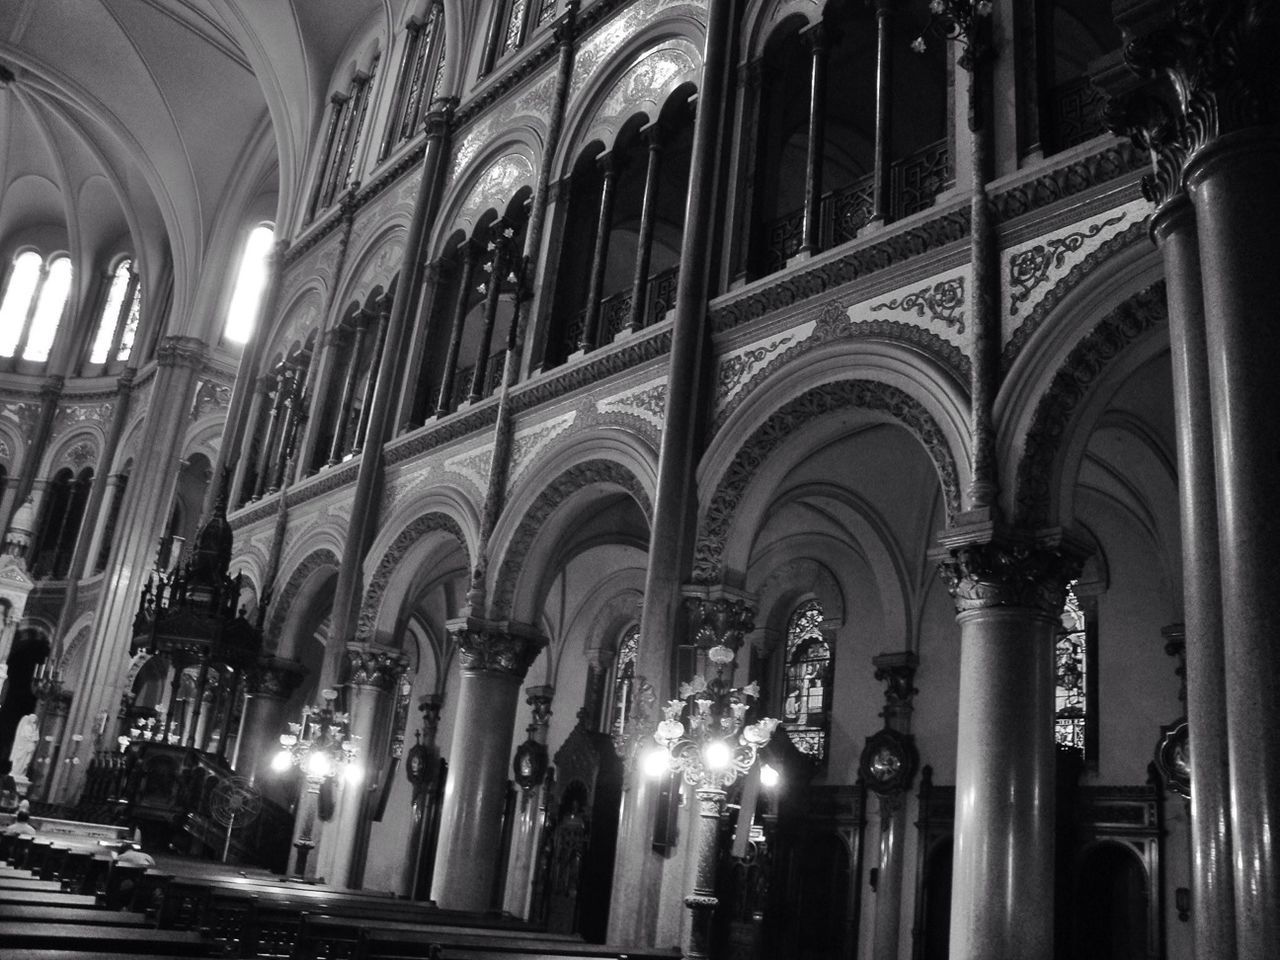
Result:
[590, 41, 700, 133]
[64, 441, 96, 469]
[507, 412, 579, 489]
[1008, 214, 1126, 315]
[444, 445, 495, 495]
[457, 154, 537, 229]
[938, 542, 1081, 616]
[451, 624, 547, 678]
[0, 437, 9, 462]
[694, 380, 962, 585]
[491, 460, 652, 618]
[870, 276, 966, 332]
[1014, 282, 1167, 527]
[716, 336, 796, 405]
[354, 514, 468, 643]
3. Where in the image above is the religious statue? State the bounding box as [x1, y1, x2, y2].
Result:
[7, 713, 39, 780]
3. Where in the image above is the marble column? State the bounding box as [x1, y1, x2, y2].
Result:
[866, 652, 918, 960]
[233, 657, 305, 784]
[613, 0, 735, 944]
[323, 648, 407, 888]
[231, 376, 272, 506]
[625, 126, 664, 334]
[1149, 194, 1236, 959]
[503, 684, 554, 918]
[327, 315, 370, 466]
[9, 376, 63, 522]
[869, 0, 894, 225]
[937, 535, 1081, 960]
[253, 372, 290, 499]
[1185, 129, 1280, 958]
[431, 619, 545, 912]
[578, 153, 619, 353]
[352, 300, 391, 454]
[294, 327, 344, 479]
[396, 259, 447, 429]
[437, 240, 482, 414]
[469, 224, 512, 402]
[799, 23, 827, 256]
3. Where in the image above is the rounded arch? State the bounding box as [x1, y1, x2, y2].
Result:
[694, 377, 963, 586]
[42, 428, 103, 477]
[741, 0, 826, 61]
[268, 548, 341, 656]
[1012, 281, 1168, 529]
[264, 282, 325, 368]
[330, 223, 408, 325]
[490, 457, 654, 622]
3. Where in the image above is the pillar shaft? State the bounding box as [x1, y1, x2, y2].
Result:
[579, 155, 618, 352]
[1150, 196, 1236, 959]
[352, 303, 391, 453]
[502, 685, 553, 919]
[625, 131, 664, 334]
[437, 242, 480, 414]
[870, 0, 893, 224]
[231, 380, 271, 505]
[327, 318, 369, 466]
[1186, 130, 1280, 958]
[295, 328, 342, 478]
[800, 24, 827, 255]
[468, 229, 509, 402]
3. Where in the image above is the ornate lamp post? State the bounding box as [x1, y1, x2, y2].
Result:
[270, 688, 360, 879]
[651, 644, 779, 960]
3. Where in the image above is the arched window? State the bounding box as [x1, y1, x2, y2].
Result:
[0, 252, 71, 363]
[609, 623, 640, 745]
[782, 599, 834, 763]
[89, 259, 143, 365]
[224, 226, 274, 344]
[380, 4, 446, 158]
[1055, 581, 1090, 755]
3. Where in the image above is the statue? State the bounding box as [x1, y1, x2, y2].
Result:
[7, 713, 39, 780]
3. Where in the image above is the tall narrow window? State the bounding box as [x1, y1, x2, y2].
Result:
[501, 0, 528, 56]
[224, 226, 274, 345]
[23, 256, 71, 362]
[1055, 582, 1088, 753]
[782, 599, 834, 763]
[89, 259, 142, 365]
[0, 252, 42, 357]
[610, 624, 640, 746]
[382, 5, 443, 157]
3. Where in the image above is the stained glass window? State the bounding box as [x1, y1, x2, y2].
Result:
[89, 259, 142, 365]
[610, 624, 639, 745]
[1055, 581, 1087, 753]
[502, 0, 527, 54]
[782, 599, 833, 763]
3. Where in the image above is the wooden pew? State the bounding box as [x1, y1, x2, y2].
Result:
[0, 923, 214, 956]
[0, 890, 99, 907]
[0, 904, 151, 926]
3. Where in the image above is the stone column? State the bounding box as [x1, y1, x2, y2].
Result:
[865, 652, 918, 960]
[234, 657, 305, 784]
[1185, 128, 1280, 958]
[327, 315, 369, 466]
[937, 534, 1081, 960]
[230, 377, 272, 506]
[1149, 194, 1236, 958]
[727, 60, 763, 286]
[431, 620, 545, 912]
[578, 153, 619, 353]
[352, 300, 391, 454]
[253, 372, 289, 499]
[613, 0, 735, 943]
[625, 126, 664, 334]
[295, 327, 344, 478]
[468, 224, 511, 402]
[9, 376, 63, 522]
[799, 23, 827, 256]
[437, 241, 482, 414]
[503, 684, 553, 918]
[32, 688, 72, 800]
[322, 647, 407, 888]
[869, 0, 894, 226]
[396, 259, 447, 429]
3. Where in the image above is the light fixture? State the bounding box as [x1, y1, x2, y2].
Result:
[641, 744, 671, 778]
[760, 763, 780, 789]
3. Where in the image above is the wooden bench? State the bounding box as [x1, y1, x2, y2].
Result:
[0, 890, 99, 907]
[0, 905, 151, 926]
[0, 922, 214, 956]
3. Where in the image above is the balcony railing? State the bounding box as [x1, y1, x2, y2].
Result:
[449, 348, 508, 411]
[559, 264, 680, 361]
[1050, 76, 1106, 152]
[763, 137, 951, 276]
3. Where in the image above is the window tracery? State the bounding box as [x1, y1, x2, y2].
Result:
[89, 259, 143, 366]
[1055, 581, 1088, 754]
[782, 599, 833, 763]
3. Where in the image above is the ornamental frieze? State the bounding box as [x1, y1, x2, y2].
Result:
[506, 410, 579, 493]
[870, 275, 966, 333]
[449, 72, 557, 186]
[568, 0, 705, 102]
[595, 377, 668, 433]
[443, 443, 495, 495]
[354, 513, 468, 644]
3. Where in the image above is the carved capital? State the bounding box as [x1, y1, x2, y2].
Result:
[157, 336, 206, 369]
[448, 618, 546, 678]
[936, 532, 1084, 617]
[245, 656, 307, 699]
[682, 587, 757, 652]
[873, 651, 919, 721]
[346, 646, 409, 690]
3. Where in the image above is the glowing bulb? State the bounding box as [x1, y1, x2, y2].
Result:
[305, 752, 333, 780]
[760, 764, 780, 789]
[641, 747, 670, 779]
[343, 763, 364, 786]
[704, 740, 732, 770]
[270, 749, 293, 773]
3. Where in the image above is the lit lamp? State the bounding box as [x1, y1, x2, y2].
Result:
[649, 643, 778, 960]
[270, 688, 360, 878]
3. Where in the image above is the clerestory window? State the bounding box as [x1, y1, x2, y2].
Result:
[0, 252, 72, 364]
[88, 258, 143, 366]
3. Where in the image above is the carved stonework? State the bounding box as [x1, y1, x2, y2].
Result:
[682, 590, 757, 652]
[449, 620, 546, 678]
[346, 646, 410, 690]
[491, 459, 652, 617]
[937, 540, 1081, 617]
[870, 277, 966, 332]
[245, 657, 307, 699]
[1014, 282, 1167, 526]
[265, 549, 340, 646]
[694, 380, 962, 584]
[873, 651, 919, 721]
[1008, 214, 1127, 315]
[354, 514, 467, 642]
[155, 336, 207, 369]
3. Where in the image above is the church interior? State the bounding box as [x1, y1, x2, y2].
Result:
[0, 1, 1276, 959]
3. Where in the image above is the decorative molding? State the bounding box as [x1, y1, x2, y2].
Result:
[449, 620, 547, 678]
[64, 441, 96, 469]
[491, 459, 652, 618]
[1008, 214, 1127, 315]
[507, 411, 579, 490]
[870, 276, 966, 332]
[694, 380, 962, 584]
[937, 540, 1082, 616]
[683, 591, 757, 651]
[716, 335, 796, 405]
[346, 646, 409, 689]
[264, 548, 340, 646]
[1000, 220, 1148, 374]
[354, 513, 467, 643]
[1014, 281, 1167, 527]
[988, 140, 1145, 222]
[155, 336, 207, 369]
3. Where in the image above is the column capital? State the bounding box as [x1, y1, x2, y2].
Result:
[681, 585, 757, 652]
[423, 97, 458, 139]
[935, 527, 1086, 617]
[245, 656, 307, 699]
[345, 645, 409, 690]
[156, 336, 207, 369]
[447, 617, 547, 678]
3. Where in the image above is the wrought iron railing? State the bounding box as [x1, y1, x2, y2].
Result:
[762, 137, 951, 276]
[557, 265, 680, 361]
[1050, 75, 1107, 152]
[448, 348, 508, 412]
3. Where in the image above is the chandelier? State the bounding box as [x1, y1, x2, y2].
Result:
[272, 688, 360, 783]
[652, 644, 779, 789]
